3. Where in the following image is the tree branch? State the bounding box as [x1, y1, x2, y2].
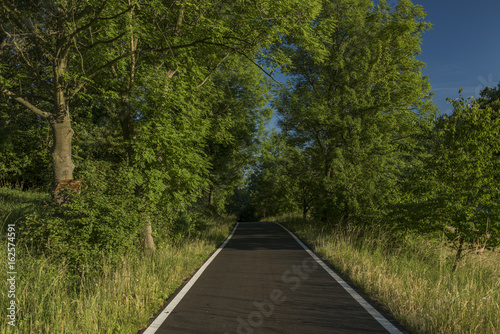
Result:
[99, 4, 134, 21]
[76, 36, 218, 94]
[73, 37, 86, 76]
[73, 4, 93, 22]
[79, 30, 127, 50]
[1, 87, 52, 120]
[0, 33, 7, 56]
[237, 51, 285, 90]
[148, 37, 214, 53]
[196, 53, 230, 88]
[72, 49, 135, 95]
[1, 2, 25, 32]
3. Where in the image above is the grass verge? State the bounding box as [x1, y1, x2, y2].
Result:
[274, 214, 500, 334]
[0, 187, 234, 333]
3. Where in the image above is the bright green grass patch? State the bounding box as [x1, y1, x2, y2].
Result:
[274, 214, 500, 334]
[0, 187, 234, 333]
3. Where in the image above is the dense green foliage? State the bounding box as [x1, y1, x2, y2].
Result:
[250, 132, 300, 218]
[0, 103, 52, 189]
[253, 0, 434, 223]
[21, 161, 143, 272]
[395, 93, 500, 269]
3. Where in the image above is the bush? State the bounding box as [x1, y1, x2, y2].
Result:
[21, 161, 143, 274]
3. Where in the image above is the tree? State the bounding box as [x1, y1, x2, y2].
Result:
[249, 131, 300, 219]
[286, 147, 319, 219]
[408, 93, 500, 271]
[274, 0, 433, 223]
[0, 0, 145, 193]
[204, 56, 273, 214]
[477, 83, 500, 111]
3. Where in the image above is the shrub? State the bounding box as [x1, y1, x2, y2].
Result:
[21, 161, 143, 274]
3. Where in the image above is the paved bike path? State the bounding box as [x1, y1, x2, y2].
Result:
[142, 222, 408, 334]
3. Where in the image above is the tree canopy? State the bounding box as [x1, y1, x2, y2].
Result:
[269, 0, 433, 222]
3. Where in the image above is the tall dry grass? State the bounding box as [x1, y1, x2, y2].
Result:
[276, 214, 500, 334]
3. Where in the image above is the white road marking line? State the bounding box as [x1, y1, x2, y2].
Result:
[276, 222, 403, 334]
[143, 223, 240, 334]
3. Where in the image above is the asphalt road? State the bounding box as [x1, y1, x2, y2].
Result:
[142, 222, 408, 334]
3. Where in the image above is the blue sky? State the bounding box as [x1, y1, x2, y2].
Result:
[413, 0, 500, 114]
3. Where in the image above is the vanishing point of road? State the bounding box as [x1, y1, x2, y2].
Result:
[141, 222, 409, 334]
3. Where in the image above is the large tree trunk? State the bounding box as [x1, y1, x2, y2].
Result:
[51, 52, 76, 198]
[51, 119, 75, 184]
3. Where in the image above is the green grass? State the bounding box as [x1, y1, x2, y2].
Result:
[274, 214, 500, 334]
[0, 187, 234, 333]
[0, 187, 50, 229]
